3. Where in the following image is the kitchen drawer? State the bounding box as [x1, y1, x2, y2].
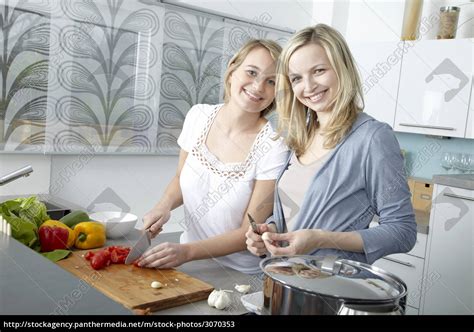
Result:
[405, 305, 419, 315]
[407, 232, 427, 259]
[413, 182, 433, 213]
[373, 253, 424, 308]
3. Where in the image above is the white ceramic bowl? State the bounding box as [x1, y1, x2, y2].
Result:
[89, 211, 138, 239]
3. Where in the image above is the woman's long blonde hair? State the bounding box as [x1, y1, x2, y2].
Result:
[223, 39, 282, 117]
[275, 24, 364, 156]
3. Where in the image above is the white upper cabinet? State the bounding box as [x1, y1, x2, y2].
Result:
[394, 39, 472, 138]
[349, 41, 401, 127]
[465, 78, 474, 139]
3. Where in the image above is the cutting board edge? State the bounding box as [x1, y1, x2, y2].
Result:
[130, 287, 214, 311]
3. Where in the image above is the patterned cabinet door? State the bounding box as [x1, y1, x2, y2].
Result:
[156, 7, 225, 155]
[0, 0, 54, 152]
[51, 0, 164, 153]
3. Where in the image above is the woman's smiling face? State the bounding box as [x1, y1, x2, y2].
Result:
[228, 46, 277, 114]
[288, 43, 338, 114]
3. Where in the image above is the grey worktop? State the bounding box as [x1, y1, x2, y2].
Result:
[0, 234, 132, 315]
[433, 174, 474, 191]
[0, 229, 257, 315]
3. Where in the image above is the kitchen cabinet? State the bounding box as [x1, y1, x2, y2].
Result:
[394, 39, 472, 138]
[465, 78, 474, 139]
[371, 211, 428, 314]
[349, 41, 401, 127]
[373, 248, 425, 309]
[420, 184, 473, 315]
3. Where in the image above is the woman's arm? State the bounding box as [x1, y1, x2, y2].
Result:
[138, 179, 276, 268]
[356, 124, 417, 263]
[262, 229, 364, 256]
[142, 149, 188, 235]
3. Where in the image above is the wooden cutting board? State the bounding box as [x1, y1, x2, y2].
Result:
[57, 250, 214, 313]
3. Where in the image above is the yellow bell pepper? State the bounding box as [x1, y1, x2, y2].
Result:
[41, 220, 75, 248]
[74, 222, 106, 249]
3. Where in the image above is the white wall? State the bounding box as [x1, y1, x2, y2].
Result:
[338, 0, 473, 42]
[49, 154, 184, 233]
[173, 0, 314, 31]
[0, 154, 51, 196]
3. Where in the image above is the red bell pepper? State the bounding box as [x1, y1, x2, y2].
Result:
[38, 225, 69, 252]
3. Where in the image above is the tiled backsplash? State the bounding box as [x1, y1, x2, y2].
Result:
[396, 132, 473, 180]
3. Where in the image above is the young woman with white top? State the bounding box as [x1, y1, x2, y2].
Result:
[138, 40, 289, 274]
[246, 24, 416, 264]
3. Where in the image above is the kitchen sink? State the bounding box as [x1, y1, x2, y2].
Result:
[42, 201, 71, 220]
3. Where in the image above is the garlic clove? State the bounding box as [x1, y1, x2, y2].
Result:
[234, 284, 251, 294]
[262, 232, 271, 242]
[151, 281, 163, 289]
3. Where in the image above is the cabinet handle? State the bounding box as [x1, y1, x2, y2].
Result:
[384, 256, 415, 268]
[443, 193, 474, 202]
[399, 123, 455, 131]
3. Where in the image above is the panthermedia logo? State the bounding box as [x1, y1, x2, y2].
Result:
[87, 187, 130, 214]
[425, 58, 469, 102]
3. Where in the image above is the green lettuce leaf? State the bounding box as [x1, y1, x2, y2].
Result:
[41, 249, 71, 262]
[0, 196, 50, 251]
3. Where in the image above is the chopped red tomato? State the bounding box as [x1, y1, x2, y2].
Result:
[84, 251, 95, 261]
[90, 250, 111, 270]
[85, 246, 131, 270]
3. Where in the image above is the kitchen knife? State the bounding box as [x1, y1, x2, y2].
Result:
[247, 213, 267, 259]
[125, 230, 151, 264]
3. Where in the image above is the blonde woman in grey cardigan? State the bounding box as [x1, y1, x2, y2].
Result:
[246, 24, 416, 264]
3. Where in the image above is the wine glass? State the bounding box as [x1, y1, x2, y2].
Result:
[452, 153, 463, 172]
[466, 154, 474, 173]
[458, 154, 469, 173]
[441, 152, 453, 172]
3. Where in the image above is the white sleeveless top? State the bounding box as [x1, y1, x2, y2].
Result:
[177, 104, 289, 274]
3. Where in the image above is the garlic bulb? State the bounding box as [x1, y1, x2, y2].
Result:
[234, 284, 251, 294]
[207, 290, 220, 307]
[207, 290, 232, 310]
[214, 291, 231, 310]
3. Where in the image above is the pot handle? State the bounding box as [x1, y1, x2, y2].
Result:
[321, 255, 341, 275]
[337, 303, 403, 315]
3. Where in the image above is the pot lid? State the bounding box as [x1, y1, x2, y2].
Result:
[260, 255, 407, 301]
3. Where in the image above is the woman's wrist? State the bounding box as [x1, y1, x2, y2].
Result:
[181, 242, 194, 262]
[155, 199, 172, 212]
[311, 229, 329, 250]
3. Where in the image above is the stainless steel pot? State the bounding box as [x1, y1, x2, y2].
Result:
[260, 255, 407, 315]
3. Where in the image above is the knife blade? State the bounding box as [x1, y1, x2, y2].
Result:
[247, 213, 267, 259]
[125, 230, 151, 264]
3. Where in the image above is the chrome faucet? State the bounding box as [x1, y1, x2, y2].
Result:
[0, 165, 33, 186]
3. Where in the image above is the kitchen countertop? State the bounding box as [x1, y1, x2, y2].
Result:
[0, 230, 257, 315]
[432, 174, 474, 191]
